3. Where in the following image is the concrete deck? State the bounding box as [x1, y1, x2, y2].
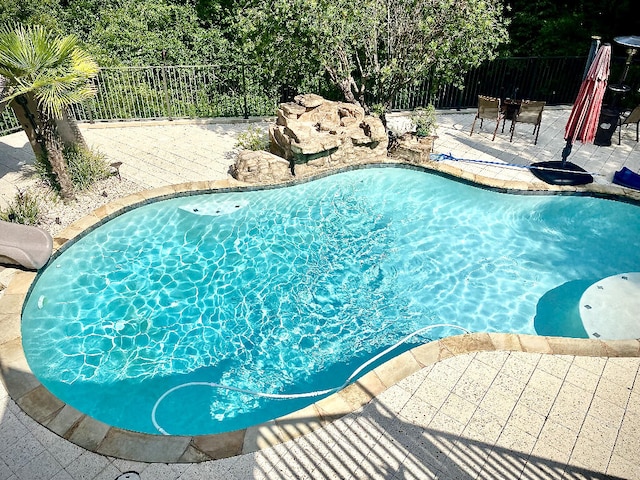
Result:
[1, 108, 640, 479]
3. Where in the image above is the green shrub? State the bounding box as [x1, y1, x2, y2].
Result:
[410, 105, 437, 137]
[35, 145, 111, 192]
[0, 189, 41, 225]
[371, 103, 386, 118]
[235, 124, 269, 151]
[65, 145, 111, 191]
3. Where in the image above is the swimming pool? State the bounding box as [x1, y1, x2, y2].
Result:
[21, 167, 640, 436]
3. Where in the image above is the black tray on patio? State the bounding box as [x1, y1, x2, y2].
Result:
[530, 161, 594, 186]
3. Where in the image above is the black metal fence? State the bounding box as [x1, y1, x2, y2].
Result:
[393, 57, 590, 110]
[68, 64, 279, 123]
[2, 55, 639, 137]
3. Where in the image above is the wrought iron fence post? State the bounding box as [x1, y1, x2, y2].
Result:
[242, 64, 249, 119]
[161, 50, 173, 121]
[87, 102, 95, 124]
[87, 77, 96, 124]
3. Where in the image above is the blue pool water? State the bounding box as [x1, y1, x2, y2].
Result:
[22, 168, 640, 436]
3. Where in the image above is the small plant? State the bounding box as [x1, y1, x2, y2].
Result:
[66, 145, 110, 191]
[410, 105, 437, 138]
[35, 146, 110, 192]
[0, 188, 42, 225]
[235, 124, 269, 151]
[371, 103, 386, 118]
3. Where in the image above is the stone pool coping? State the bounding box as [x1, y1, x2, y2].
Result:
[2, 160, 640, 463]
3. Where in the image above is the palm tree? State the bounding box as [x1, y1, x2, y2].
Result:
[0, 24, 99, 199]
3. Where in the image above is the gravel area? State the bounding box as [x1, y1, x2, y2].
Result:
[22, 175, 142, 238]
[0, 175, 142, 297]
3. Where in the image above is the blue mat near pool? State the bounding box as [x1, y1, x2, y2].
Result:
[613, 167, 640, 190]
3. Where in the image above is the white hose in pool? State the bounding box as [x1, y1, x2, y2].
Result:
[151, 323, 471, 435]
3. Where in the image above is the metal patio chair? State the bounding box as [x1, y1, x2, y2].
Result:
[470, 95, 503, 141]
[509, 100, 546, 145]
[617, 105, 640, 144]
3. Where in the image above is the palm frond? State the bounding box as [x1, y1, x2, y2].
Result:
[0, 23, 99, 118]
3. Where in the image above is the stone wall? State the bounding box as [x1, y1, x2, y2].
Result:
[231, 150, 293, 184]
[388, 133, 438, 165]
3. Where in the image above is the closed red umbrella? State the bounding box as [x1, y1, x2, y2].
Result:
[564, 43, 611, 144]
[532, 43, 611, 186]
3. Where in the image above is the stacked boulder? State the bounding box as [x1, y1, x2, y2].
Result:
[233, 94, 388, 184]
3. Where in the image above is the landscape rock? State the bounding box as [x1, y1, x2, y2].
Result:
[389, 133, 438, 164]
[280, 102, 307, 119]
[232, 94, 391, 184]
[232, 150, 293, 184]
[294, 94, 325, 109]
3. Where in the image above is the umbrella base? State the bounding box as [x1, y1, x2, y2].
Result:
[530, 161, 594, 186]
[593, 107, 619, 147]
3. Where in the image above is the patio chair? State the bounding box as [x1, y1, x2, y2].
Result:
[470, 95, 503, 141]
[617, 105, 640, 145]
[509, 100, 545, 145]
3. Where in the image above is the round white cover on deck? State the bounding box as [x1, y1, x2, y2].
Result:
[579, 272, 640, 340]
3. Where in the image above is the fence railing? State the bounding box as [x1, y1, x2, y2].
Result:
[0, 104, 20, 136]
[4, 55, 638, 137]
[391, 56, 590, 110]
[68, 64, 279, 123]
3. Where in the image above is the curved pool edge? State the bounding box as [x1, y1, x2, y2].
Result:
[1, 318, 639, 462]
[49, 160, 640, 254]
[3, 161, 640, 463]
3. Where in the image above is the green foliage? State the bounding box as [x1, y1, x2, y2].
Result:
[0, 189, 41, 225]
[240, 0, 509, 112]
[0, 1, 62, 32]
[5, 0, 640, 71]
[65, 145, 111, 191]
[503, 0, 640, 57]
[370, 103, 386, 118]
[410, 106, 437, 138]
[66, 0, 230, 66]
[35, 146, 110, 192]
[235, 124, 269, 151]
[0, 24, 99, 118]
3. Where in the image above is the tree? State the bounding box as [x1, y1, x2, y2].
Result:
[0, 24, 99, 199]
[0, 0, 62, 33]
[60, 0, 229, 67]
[237, 0, 509, 115]
[502, 0, 640, 57]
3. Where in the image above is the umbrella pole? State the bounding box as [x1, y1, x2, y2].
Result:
[582, 36, 601, 81]
[561, 139, 573, 167]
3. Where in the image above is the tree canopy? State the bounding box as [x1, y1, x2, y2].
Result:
[2, 0, 640, 109]
[502, 0, 640, 56]
[71, 0, 229, 66]
[3, 0, 640, 65]
[231, 0, 508, 112]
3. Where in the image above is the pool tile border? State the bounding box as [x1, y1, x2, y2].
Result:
[2, 161, 640, 463]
